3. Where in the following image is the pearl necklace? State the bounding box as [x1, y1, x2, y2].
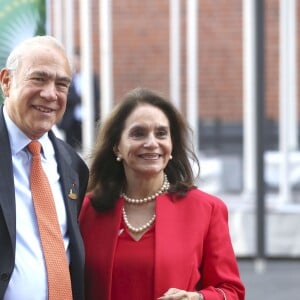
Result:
[121, 174, 170, 204]
[122, 207, 156, 233]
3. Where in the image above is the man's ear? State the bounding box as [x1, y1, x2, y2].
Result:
[0, 68, 12, 97]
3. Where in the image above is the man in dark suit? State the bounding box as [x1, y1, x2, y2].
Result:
[0, 36, 89, 300]
[58, 49, 100, 150]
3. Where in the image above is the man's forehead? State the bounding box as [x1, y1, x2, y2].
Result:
[21, 46, 71, 73]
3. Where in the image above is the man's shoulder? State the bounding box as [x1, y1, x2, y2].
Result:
[52, 136, 85, 163]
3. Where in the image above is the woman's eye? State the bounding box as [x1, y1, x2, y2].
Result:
[131, 130, 144, 138]
[156, 130, 168, 138]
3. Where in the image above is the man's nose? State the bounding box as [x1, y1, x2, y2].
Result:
[40, 82, 58, 101]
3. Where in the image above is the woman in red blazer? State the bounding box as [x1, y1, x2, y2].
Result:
[79, 88, 245, 300]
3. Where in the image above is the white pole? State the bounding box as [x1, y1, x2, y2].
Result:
[169, 0, 181, 109]
[287, 0, 298, 150]
[64, 0, 74, 59]
[186, 0, 199, 151]
[80, 0, 94, 154]
[278, 0, 297, 205]
[100, 0, 113, 119]
[52, 0, 63, 42]
[45, 0, 52, 35]
[242, 0, 257, 197]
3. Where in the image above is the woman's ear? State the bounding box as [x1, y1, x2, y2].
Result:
[113, 145, 122, 162]
[113, 145, 118, 155]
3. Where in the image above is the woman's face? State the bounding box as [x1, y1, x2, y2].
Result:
[116, 104, 173, 179]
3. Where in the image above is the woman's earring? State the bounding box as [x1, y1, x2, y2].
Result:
[169, 155, 173, 160]
[116, 156, 121, 162]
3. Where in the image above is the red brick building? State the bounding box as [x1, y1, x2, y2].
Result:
[52, 0, 300, 151]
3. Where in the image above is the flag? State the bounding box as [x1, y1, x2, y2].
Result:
[0, 0, 46, 103]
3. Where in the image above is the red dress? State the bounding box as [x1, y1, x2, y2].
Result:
[111, 221, 155, 300]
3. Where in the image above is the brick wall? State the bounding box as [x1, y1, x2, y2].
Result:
[54, 0, 300, 137]
[198, 0, 243, 122]
[113, 1, 169, 100]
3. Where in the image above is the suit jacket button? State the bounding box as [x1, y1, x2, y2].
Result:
[0, 273, 10, 281]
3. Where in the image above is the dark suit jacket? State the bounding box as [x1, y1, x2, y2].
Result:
[0, 106, 89, 300]
[58, 74, 100, 131]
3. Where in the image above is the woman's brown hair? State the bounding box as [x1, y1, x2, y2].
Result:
[88, 87, 200, 211]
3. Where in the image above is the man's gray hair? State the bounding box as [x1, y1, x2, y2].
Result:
[6, 35, 69, 71]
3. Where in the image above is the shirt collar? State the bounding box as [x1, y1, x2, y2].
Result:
[3, 106, 53, 159]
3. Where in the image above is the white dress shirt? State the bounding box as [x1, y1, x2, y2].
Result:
[3, 107, 70, 300]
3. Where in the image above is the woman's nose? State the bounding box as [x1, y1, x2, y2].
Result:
[143, 134, 158, 147]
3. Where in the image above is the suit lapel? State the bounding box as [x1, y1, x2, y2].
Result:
[50, 135, 81, 220]
[0, 106, 16, 245]
[154, 194, 197, 298]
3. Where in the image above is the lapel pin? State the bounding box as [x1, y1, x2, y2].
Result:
[68, 188, 77, 200]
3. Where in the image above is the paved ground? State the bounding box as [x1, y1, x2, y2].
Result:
[238, 259, 300, 300]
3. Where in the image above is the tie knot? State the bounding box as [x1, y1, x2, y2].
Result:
[28, 141, 42, 156]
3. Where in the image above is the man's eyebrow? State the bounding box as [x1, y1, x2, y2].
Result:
[57, 76, 71, 84]
[29, 71, 71, 83]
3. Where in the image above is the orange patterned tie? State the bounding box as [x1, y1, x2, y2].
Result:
[28, 141, 73, 300]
